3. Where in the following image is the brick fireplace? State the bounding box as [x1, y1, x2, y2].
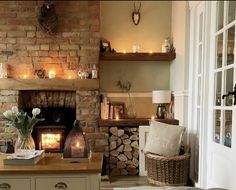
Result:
[0, 89, 104, 147]
[0, 1, 109, 156]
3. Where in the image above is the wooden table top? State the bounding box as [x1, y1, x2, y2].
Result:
[0, 153, 103, 175]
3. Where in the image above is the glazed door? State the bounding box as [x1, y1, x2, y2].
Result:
[207, 1, 236, 189]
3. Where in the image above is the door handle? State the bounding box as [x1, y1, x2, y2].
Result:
[222, 84, 236, 105]
[54, 182, 67, 189]
[0, 183, 11, 189]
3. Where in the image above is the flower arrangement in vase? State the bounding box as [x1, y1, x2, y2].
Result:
[3, 106, 44, 153]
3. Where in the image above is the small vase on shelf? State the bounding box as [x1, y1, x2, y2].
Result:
[161, 39, 171, 53]
[127, 93, 136, 119]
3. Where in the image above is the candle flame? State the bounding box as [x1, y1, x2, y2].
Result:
[151, 116, 155, 120]
[23, 74, 27, 79]
[48, 70, 56, 78]
[115, 116, 119, 120]
[76, 142, 80, 148]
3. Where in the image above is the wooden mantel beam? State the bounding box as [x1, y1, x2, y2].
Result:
[0, 78, 99, 91]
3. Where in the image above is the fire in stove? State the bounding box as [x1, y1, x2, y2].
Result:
[41, 133, 61, 150]
[35, 125, 66, 153]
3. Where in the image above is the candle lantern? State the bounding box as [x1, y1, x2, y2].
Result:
[63, 120, 88, 162]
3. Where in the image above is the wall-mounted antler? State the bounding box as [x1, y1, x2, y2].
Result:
[132, 1, 141, 26]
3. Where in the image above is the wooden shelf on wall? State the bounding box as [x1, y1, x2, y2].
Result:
[0, 78, 99, 91]
[99, 118, 179, 127]
[99, 52, 176, 61]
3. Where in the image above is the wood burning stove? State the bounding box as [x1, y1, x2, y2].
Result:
[35, 125, 66, 153]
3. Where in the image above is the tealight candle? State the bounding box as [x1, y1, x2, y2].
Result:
[68, 75, 72, 79]
[23, 74, 27, 79]
[151, 116, 155, 120]
[123, 50, 126, 54]
[149, 50, 153, 54]
[48, 70, 56, 79]
[71, 141, 83, 157]
[115, 116, 119, 120]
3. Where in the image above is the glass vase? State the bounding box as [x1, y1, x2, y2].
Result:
[14, 129, 35, 154]
[127, 93, 136, 119]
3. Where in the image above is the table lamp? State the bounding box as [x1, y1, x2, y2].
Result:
[152, 90, 171, 119]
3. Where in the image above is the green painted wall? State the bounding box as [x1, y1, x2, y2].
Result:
[100, 61, 170, 92]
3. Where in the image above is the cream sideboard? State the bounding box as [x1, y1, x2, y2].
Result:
[0, 153, 103, 190]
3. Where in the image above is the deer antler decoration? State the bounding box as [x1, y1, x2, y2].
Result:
[132, 1, 141, 26]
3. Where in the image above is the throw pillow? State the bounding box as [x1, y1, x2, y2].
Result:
[144, 120, 185, 157]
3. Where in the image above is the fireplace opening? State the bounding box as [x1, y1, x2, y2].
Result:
[24, 107, 76, 153]
[36, 125, 66, 152]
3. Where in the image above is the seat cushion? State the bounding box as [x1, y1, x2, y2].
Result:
[144, 120, 185, 156]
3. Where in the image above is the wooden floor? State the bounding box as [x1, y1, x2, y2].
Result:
[101, 176, 153, 190]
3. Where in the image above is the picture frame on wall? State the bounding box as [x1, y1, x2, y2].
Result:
[100, 39, 111, 52]
[111, 102, 125, 119]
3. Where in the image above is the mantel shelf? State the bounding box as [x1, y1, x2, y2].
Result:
[0, 78, 99, 91]
[99, 52, 176, 61]
[99, 118, 179, 127]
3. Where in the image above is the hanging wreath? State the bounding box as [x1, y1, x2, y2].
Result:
[38, 0, 58, 34]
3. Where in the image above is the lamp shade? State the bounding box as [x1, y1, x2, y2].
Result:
[152, 90, 171, 104]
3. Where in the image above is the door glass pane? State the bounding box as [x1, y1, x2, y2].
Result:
[198, 45, 202, 74]
[197, 77, 201, 105]
[225, 68, 234, 106]
[228, 1, 236, 24]
[216, 33, 223, 68]
[224, 110, 232, 148]
[226, 26, 235, 65]
[197, 108, 200, 133]
[217, 1, 224, 31]
[199, 13, 203, 42]
[214, 110, 221, 144]
[215, 72, 222, 106]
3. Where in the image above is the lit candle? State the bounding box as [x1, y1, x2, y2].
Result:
[68, 75, 72, 79]
[123, 50, 126, 54]
[48, 70, 56, 79]
[23, 74, 27, 79]
[115, 116, 119, 120]
[151, 116, 155, 120]
[149, 50, 153, 54]
[71, 141, 83, 157]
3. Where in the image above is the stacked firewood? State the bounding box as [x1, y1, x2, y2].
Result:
[109, 127, 139, 176]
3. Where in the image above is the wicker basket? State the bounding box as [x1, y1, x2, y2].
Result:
[145, 146, 190, 186]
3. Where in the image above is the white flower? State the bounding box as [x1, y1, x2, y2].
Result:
[3, 110, 13, 120]
[11, 106, 19, 115]
[32, 108, 41, 116]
